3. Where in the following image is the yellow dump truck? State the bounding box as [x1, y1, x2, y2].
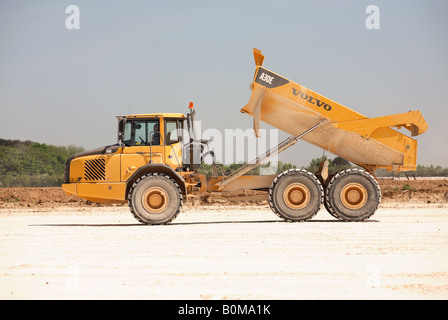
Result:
[62, 48, 428, 224]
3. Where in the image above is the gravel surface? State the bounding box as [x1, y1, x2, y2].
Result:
[1, 204, 447, 299]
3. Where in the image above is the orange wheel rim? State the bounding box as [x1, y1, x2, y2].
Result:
[283, 183, 310, 209]
[340, 183, 367, 210]
[142, 187, 169, 213]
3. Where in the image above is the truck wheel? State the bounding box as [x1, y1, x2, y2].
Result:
[269, 169, 323, 222]
[128, 173, 183, 225]
[325, 168, 381, 221]
[323, 188, 332, 214]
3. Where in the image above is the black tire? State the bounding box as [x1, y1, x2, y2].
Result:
[325, 168, 381, 221]
[323, 190, 331, 214]
[128, 173, 182, 225]
[269, 169, 323, 222]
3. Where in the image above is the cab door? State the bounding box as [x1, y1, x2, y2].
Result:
[164, 118, 184, 170]
[120, 118, 165, 181]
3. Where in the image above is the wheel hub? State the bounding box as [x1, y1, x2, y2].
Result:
[340, 182, 367, 210]
[142, 187, 169, 213]
[283, 183, 310, 209]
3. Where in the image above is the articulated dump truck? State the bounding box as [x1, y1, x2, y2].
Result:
[62, 48, 428, 224]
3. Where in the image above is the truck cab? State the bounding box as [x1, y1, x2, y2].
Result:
[63, 112, 189, 204]
[117, 113, 185, 173]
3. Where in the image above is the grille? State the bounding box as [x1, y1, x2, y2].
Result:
[84, 158, 106, 181]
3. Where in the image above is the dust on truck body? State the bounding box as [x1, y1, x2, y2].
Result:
[62, 48, 428, 224]
[243, 49, 427, 173]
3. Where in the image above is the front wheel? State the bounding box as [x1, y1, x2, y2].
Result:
[269, 169, 323, 222]
[128, 173, 183, 225]
[325, 168, 381, 221]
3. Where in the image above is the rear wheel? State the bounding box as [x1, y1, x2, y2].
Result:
[128, 173, 182, 225]
[269, 169, 323, 222]
[325, 168, 381, 221]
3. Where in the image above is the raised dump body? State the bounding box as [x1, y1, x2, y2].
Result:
[241, 48, 428, 173]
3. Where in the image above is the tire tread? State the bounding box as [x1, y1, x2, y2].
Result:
[325, 168, 381, 221]
[128, 173, 183, 225]
[268, 169, 323, 222]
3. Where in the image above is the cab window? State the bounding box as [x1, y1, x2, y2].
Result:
[124, 119, 160, 146]
[123, 121, 132, 146]
[165, 119, 184, 145]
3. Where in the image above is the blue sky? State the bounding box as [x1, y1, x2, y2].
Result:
[1, 0, 447, 167]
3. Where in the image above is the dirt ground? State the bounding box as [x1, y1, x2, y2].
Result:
[0, 179, 447, 300]
[0, 178, 447, 210]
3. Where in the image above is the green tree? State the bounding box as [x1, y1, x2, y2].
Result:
[0, 139, 84, 187]
[303, 156, 353, 174]
[198, 161, 297, 177]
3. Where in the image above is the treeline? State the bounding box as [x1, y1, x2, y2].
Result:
[302, 156, 352, 174]
[198, 157, 354, 177]
[0, 139, 84, 187]
[302, 156, 448, 177]
[413, 165, 448, 177]
[198, 161, 297, 176]
[1, 138, 447, 188]
[376, 165, 448, 178]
